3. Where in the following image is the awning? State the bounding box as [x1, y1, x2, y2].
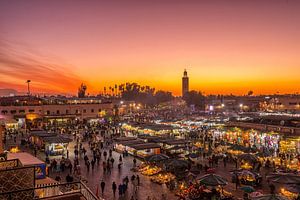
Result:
[117, 139, 145, 146]
[114, 137, 137, 142]
[164, 139, 190, 145]
[129, 143, 160, 150]
[43, 136, 72, 144]
[30, 131, 56, 137]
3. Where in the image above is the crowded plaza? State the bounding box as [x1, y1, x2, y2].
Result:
[1, 103, 300, 200]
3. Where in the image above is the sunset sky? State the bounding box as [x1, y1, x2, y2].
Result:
[0, 0, 300, 96]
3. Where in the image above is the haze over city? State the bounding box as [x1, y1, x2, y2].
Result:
[2, 1, 300, 200]
[1, 0, 300, 95]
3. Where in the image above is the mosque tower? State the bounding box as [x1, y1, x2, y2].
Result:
[182, 69, 189, 96]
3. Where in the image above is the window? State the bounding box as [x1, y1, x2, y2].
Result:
[289, 102, 297, 105]
[1, 110, 8, 114]
[76, 110, 79, 114]
[56, 110, 60, 114]
[66, 109, 69, 114]
[83, 109, 86, 113]
[46, 110, 50, 115]
[91, 109, 94, 113]
[29, 109, 35, 113]
[19, 110, 25, 114]
[98, 109, 101, 112]
[10, 110, 17, 114]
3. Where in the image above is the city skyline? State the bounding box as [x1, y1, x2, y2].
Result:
[1, 0, 300, 96]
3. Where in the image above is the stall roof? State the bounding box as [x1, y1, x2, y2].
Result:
[138, 124, 175, 131]
[42, 136, 72, 144]
[129, 143, 161, 150]
[117, 139, 145, 146]
[164, 139, 191, 145]
[30, 130, 56, 137]
[8, 152, 44, 165]
[137, 135, 161, 140]
[114, 137, 137, 142]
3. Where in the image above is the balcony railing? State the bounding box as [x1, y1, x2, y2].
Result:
[0, 181, 103, 200]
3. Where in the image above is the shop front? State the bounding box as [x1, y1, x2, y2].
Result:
[212, 128, 280, 154]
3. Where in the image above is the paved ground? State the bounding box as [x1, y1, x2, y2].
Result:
[7, 134, 275, 200]
[53, 141, 177, 200]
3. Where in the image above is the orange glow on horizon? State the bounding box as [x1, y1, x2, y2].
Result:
[0, 1, 300, 96]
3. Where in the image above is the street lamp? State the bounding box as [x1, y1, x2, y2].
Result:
[26, 80, 31, 96]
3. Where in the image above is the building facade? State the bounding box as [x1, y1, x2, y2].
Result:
[0, 96, 114, 129]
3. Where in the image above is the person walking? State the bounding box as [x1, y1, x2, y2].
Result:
[133, 158, 137, 167]
[100, 180, 105, 195]
[118, 183, 123, 197]
[112, 181, 117, 197]
[91, 159, 95, 171]
[136, 175, 140, 186]
[69, 163, 73, 174]
[111, 157, 115, 167]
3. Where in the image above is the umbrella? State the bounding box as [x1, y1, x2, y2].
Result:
[190, 167, 201, 175]
[230, 169, 256, 177]
[145, 154, 169, 163]
[244, 147, 258, 153]
[166, 159, 189, 169]
[251, 194, 288, 200]
[229, 144, 246, 151]
[187, 172, 197, 179]
[255, 151, 271, 158]
[267, 173, 300, 184]
[189, 153, 199, 159]
[240, 186, 255, 193]
[198, 174, 228, 186]
[285, 184, 300, 194]
[238, 153, 258, 163]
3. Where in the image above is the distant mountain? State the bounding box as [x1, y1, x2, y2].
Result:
[0, 89, 18, 97]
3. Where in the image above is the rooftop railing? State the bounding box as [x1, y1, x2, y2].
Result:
[0, 180, 103, 200]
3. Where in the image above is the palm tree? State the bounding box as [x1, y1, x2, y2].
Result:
[115, 84, 118, 96]
[109, 86, 112, 96]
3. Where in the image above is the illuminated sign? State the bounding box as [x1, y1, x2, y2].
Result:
[35, 164, 46, 179]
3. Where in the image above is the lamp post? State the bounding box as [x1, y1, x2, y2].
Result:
[26, 80, 31, 96]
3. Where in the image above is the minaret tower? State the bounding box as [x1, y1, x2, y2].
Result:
[182, 69, 189, 96]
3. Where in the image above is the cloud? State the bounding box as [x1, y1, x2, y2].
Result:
[0, 39, 86, 95]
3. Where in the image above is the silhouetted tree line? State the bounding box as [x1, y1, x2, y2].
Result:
[118, 82, 174, 105]
[183, 90, 205, 110]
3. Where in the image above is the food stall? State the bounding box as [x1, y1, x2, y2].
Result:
[43, 136, 72, 156]
[114, 138, 145, 153]
[3, 119, 19, 130]
[150, 172, 175, 184]
[29, 131, 56, 147]
[231, 170, 262, 186]
[138, 163, 162, 176]
[127, 143, 161, 158]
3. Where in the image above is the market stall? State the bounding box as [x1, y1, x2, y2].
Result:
[29, 131, 56, 147]
[230, 169, 262, 186]
[138, 163, 162, 176]
[43, 136, 72, 156]
[150, 172, 175, 184]
[126, 143, 161, 158]
[114, 138, 145, 153]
